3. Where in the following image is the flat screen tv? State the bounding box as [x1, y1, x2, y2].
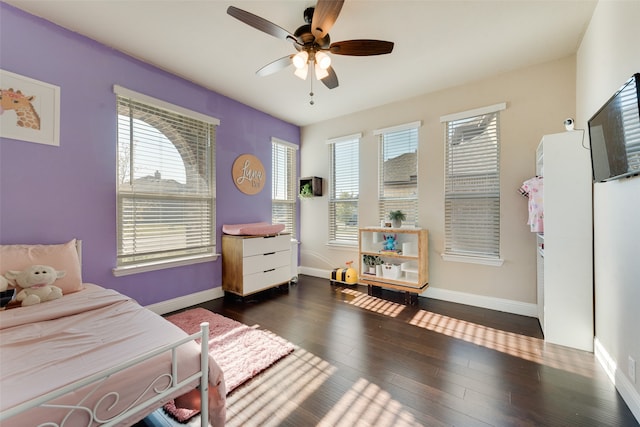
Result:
[588, 73, 640, 182]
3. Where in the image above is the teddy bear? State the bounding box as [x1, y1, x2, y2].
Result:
[5, 265, 65, 307]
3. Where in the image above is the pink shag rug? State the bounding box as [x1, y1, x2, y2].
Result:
[162, 307, 294, 422]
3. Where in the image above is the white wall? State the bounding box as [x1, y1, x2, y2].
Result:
[576, 0, 640, 420]
[299, 56, 576, 315]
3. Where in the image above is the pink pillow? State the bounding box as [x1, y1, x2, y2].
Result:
[222, 222, 286, 236]
[0, 239, 83, 295]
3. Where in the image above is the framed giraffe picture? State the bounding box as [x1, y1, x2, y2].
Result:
[0, 69, 60, 147]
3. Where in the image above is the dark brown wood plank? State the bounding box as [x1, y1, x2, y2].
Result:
[172, 274, 638, 427]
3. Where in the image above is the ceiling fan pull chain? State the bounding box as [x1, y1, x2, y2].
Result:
[309, 66, 315, 105]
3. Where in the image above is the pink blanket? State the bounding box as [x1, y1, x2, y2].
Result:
[0, 284, 226, 426]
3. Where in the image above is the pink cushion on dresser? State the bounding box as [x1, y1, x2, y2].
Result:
[222, 222, 285, 236]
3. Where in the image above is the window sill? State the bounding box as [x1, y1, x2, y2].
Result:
[440, 253, 504, 267]
[326, 241, 358, 249]
[113, 253, 220, 277]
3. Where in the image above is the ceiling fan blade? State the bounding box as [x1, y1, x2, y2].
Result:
[329, 40, 394, 56]
[311, 0, 344, 41]
[320, 66, 339, 89]
[256, 55, 294, 77]
[227, 6, 296, 42]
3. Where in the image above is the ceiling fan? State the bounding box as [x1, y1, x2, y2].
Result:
[227, 0, 394, 92]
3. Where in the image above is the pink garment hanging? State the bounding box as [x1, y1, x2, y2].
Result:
[519, 176, 544, 233]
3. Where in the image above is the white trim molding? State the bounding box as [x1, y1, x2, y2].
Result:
[272, 137, 299, 150]
[113, 85, 220, 126]
[594, 338, 640, 423]
[373, 120, 422, 135]
[326, 132, 363, 145]
[441, 253, 504, 267]
[145, 287, 224, 315]
[298, 269, 536, 317]
[440, 102, 507, 123]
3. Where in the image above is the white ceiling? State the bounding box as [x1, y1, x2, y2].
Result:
[5, 0, 597, 126]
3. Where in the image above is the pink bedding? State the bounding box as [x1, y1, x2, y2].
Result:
[222, 222, 285, 236]
[0, 284, 226, 426]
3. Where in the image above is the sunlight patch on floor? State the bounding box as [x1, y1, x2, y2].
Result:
[409, 309, 596, 378]
[225, 348, 336, 426]
[318, 378, 424, 427]
[339, 287, 405, 318]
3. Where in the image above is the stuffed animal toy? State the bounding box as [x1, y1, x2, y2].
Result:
[382, 234, 397, 251]
[5, 265, 65, 307]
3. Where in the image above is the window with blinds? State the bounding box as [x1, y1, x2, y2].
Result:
[443, 105, 503, 260]
[272, 138, 297, 239]
[374, 122, 420, 226]
[115, 87, 218, 269]
[328, 134, 360, 244]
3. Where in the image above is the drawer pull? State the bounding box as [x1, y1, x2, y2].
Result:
[263, 252, 276, 256]
[264, 268, 276, 273]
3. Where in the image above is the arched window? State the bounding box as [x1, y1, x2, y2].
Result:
[114, 87, 218, 273]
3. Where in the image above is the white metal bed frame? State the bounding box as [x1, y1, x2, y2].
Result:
[0, 322, 210, 427]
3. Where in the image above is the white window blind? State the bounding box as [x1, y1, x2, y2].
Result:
[443, 106, 502, 259]
[328, 134, 360, 244]
[375, 122, 420, 225]
[116, 92, 217, 267]
[272, 138, 297, 239]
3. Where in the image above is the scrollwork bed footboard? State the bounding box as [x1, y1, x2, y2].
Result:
[0, 323, 213, 427]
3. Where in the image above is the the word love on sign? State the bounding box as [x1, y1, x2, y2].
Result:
[232, 153, 266, 195]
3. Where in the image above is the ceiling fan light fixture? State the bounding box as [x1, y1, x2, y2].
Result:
[314, 62, 329, 80]
[315, 51, 331, 69]
[294, 63, 309, 80]
[292, 51, 309, 69]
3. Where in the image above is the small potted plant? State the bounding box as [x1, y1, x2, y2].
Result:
[299, 182, 313, 199]
[362, 255, 383, 274]
[388, 210, 406, 228]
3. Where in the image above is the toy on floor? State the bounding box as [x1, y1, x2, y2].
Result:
[330, 261, 358, 285]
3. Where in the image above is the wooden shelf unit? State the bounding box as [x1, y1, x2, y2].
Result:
[358, 227, 429, 300]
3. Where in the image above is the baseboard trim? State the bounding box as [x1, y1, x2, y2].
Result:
[299, 267, 538, 317]
[145, 287, 224, 315]
[594, 338, 640, 423]
[423, 287, 538, 317]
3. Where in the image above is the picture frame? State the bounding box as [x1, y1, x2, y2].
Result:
[1, 69, 60, 147]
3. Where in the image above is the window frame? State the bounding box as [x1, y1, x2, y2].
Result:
[440, 103, 505, 266]
[271, 137, 298, 240]
[113, 85, 219, 276]
[373, 121, 421, 227]
[327, 133, 361, 246]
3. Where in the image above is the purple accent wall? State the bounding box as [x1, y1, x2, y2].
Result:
[0, 3, 300, 306]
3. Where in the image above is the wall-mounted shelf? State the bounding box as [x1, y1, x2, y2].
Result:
[299, 176, 323, 197]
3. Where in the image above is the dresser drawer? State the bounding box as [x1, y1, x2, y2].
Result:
[242, 265, 291, 294]
[243, 234, 291, 257]
[243, 249, 290, 275]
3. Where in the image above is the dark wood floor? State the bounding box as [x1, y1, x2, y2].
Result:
[190, 275, 637, 427]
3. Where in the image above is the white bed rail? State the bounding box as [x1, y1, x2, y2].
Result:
[0, 322, 210, 427]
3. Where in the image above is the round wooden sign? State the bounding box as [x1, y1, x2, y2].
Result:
[232, 154, 266, 195]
